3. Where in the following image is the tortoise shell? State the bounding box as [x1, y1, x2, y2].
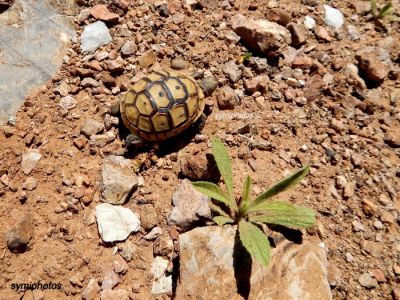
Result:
[120, 70, 205, 142]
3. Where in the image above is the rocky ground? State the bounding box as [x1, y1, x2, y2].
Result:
[0, 0, 400, 299]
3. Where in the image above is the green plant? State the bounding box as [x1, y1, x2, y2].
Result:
[192, 137, 316, 267]
[369, 0, 400, 21]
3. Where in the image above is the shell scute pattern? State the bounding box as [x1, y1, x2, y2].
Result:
[120, 70, 205, 142]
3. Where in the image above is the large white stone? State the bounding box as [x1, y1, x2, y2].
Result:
[323, 5, 344, 29]
[151, 256, 172, 295]
[80, 21, 112, 53]
[176, 226, 332, 299]
[95, 203, 140, 242]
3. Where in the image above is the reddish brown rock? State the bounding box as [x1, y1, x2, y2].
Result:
[90, 5, 119, 23]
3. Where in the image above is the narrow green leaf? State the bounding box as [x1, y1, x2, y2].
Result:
[377, 2, 392, 18]
[238, 175, 252, 216]
[370, 0, 377, 16]
[209, 202, 230, 218]
[251, 165, 310, 207]
[213, 216, 234, 226]
[238, 220, 270, 267]
[387, 15, 400, 21]
[247, 202, 316, 229]
[211, 137, 234, 199]
[242, 175, 252, 205]
[192, 181, 235, 209]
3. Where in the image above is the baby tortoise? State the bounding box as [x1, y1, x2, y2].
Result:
[111, 69, 217, 147]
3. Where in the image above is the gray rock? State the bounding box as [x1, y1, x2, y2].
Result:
[80, 21, 112, 54]
[144, 227, 163, 241]
[82, 278, 100, 300]
[6, 214, 34, 253]
[0, 0, 76, 124]
[358, 273, 378, 289]
[171, 58, 187, 70]
[199, 76, 218, 96]
[81, 77, 99, 88]
[121, 40, 136, 55]
[80, 118, 104, 137]
[216, 86, 240, 110]
[90, 131, 116, 147]
[232, 14, 291, 57]
[323, 5, 344, 29]
[119, 240, 136, 262]
[21, 150, 42, 175]
[59, 95, 76, 110]
[168, 179, 211, 230]
[249, 57, 269, 73]
[101, 269, 119, 290]
[95, 203, 140, 242]
[176, 226, 332, 299]
[222, 61, 242, 83]
[151, 256, 173, 295]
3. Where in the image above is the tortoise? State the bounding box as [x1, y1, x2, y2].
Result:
[111, 69, 217, 146]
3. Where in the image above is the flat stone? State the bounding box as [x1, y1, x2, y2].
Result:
[222, 61, 242, 83]
[82, 278, 100, 300]
[95, 203, 140, 242]
[0, 0, 75, 124]
[168, 179, 211, 230]
[304, 16, 316, 29]
[81, 77, 99, 88]
[80, 21, 112, 54]
[153, 235, 174, 256]
[21, 150, 42, 175]
[80, 118, 104, 137]
[22, 177, 37, 191]
[171, 58, 187, 70]
[358, 273, 378, 289]
[384, 127, 400, 147]
[356, 47, 390, 82]
[121, 40, 136, 55]
[232, 14, 291, 57]
[101, 270, 119, 290]
[59, 95, 77, 110]
[176, 226, 332, 299]
[90, 4, 119, 23]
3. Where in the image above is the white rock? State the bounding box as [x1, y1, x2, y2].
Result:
[144, 227, 163, 241]
[80, 21, 112, 54]
[59, 95, 76, 110]
[95, 203, 140, 242]
[303, 16, 316, 29]
[151, 257, 172, 295]
[323, 5, 344, 29]
[21, 150, 42, 175]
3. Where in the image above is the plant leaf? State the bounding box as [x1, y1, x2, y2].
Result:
[238, 175, 252, 216]
[242, 175, 252, 205]
[213, 216, 234, 226]
[211, 137, 234, 200]
[387, 15, 400, 21]
[370, 0, 377, 16]
[209, 202, 230, 218]
[377, 2, 392, 18]
[250, 165, 310, 207]
[247, 201, 316, 228]
[238, 220, 271, 267]
[192, 181, 235, 209]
